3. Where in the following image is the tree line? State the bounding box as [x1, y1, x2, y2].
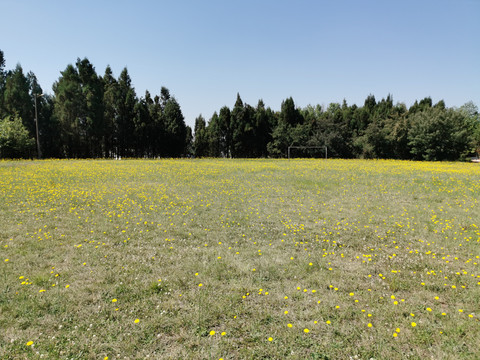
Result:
[195, 94, 479, 161]
[0, 50, 190, 159]
[1, 49, 479, 161]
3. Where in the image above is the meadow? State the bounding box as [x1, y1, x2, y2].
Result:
[1, 158, 479, 360]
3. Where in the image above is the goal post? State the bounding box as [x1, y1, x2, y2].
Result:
[287, 146, 328, 159]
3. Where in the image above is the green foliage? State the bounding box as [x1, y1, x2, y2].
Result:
[164, 97, 187, 157]
[194, 115, 208, 157]
[408, 107, 472, 161]
[0, 49, 478, 161]
[0, 115, 35, 158]
[53, 63, 85, 157]
[3, 64, 33, 134]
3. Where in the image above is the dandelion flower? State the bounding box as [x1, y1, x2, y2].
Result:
[26, 341, 34, 346]
[268, 337, 273, 342]
[411, 322, 417, 327]
[134, 318, 140, 324]
[209, 330, 215, 336]
[304, 328, 310, 333]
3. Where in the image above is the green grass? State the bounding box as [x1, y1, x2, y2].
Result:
[1, 158, 480, 359]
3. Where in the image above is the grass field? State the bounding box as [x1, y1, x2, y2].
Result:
[1, 158, 480, 359]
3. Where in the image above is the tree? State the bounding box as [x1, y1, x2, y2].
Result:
[150, 93, 165, 157]
[268, 97, 303, 157]
[206, 111, 221, 157]
[53, 64, 84, 157]
[3, 64, 33, 135]
[163, 96, 187, 157]
[218, 106, 232, 157]
[458, 101, 480, 157]
[76, 58, 104, 157]
[194, 115, 208, 157]
[102, 66, 119, 157]
[408, 107, 472, 161]
[37, 94, 62, 158]
[253, 100, 274, 157]
[230, 94, 257, 157]
[185, 125, 193, 157]
[133, 92, 152, 157]
[0, 115, 35, 158]
[116, 68, 137, 157]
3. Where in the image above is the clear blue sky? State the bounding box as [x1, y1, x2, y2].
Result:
[1, 0, 479, 128]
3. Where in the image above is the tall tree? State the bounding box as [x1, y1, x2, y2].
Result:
[268, 97, 303, 157]
[116, 68, 137, 157]
[102, 65, 119, 157]
[163, 96, 187, 157]
[194, 114, 208, 157]
[218, 106, 232, 157]
[133, 92, 152, 157]
[231, 94, 257, 157]
[3, 64, 33, 134]
[150, 93, 165, 157]
[253, 99, 273, 157]
[53, 64, 84, 157]
[76, 58, 104, 157]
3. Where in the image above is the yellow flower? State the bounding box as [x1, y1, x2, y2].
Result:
[268, 337, 273, 342]
[304, 328, 310, 333]
[134, 318, 140, 324]
[112, 298, 117, 302]
[287, 323, 293, 328]
[367, 323, 372, 328]
[26, 341, 34, 346]
[411, 322, 417, 327]
[209, 330, 215, 336]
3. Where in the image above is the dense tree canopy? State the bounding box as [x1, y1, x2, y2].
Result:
[0, 49, 478, 161]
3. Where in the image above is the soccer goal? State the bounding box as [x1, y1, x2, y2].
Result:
[287, 146, 328, 159]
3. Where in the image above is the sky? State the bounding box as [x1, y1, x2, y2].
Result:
[1, 0, 479, 128]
